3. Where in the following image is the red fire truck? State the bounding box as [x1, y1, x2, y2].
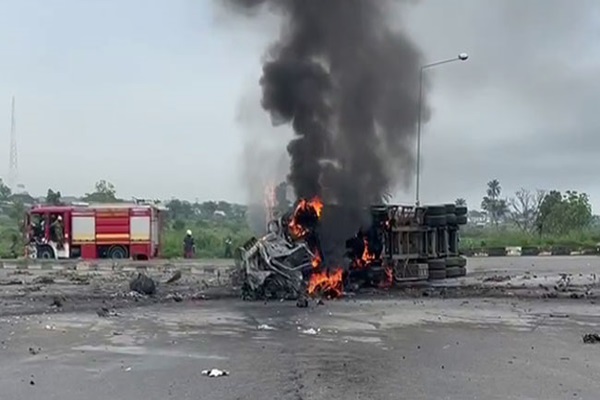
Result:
[25, 203, 167, 260]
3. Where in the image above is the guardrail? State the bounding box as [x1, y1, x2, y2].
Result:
[461, 246, 600, 257]
[0, 258, 236, 273]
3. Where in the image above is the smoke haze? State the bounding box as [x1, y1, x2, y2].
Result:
[228, 0, 427, 206]
[225, 0, 428, 259]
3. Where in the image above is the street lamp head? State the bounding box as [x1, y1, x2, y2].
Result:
[458, 53, 469, 61]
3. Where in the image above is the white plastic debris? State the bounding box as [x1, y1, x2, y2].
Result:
[202, 369, 229, 378]
[257, 324, 275, 331]
[301, 328, 319, 335]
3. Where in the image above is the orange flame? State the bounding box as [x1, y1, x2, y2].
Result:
[311, 252, 322, 269]
[308, 268, 344, 297]
[379, 265, 393, 288]
[288, 197, 324, 240]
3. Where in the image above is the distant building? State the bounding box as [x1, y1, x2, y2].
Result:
[467, 210, 489, 227]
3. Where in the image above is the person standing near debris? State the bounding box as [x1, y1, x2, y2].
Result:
[183, 229, 195, 258]
[51, 215, 64, 249]
[224, 236, 233, 258]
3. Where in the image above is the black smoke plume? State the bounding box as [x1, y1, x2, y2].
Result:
[226, 0, 429, 262]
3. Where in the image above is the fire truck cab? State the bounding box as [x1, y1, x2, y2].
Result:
[25, 203, 166, 260]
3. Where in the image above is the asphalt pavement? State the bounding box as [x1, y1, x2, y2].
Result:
[1, 256, 600, 399]
[1, 297, 600, 399]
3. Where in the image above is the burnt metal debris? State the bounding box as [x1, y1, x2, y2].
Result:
[237, 200, 469, 300]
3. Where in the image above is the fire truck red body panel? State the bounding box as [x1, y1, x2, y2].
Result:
[25, 203, 166, 260]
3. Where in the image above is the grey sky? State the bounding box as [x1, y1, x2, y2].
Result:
[2, 0, 600, 211]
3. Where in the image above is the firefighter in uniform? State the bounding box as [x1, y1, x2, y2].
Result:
[183, 229, 195, 259]
[224, 236, 233, 258]
[51, 215, 64, 249]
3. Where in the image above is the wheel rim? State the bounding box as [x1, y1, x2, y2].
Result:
[111, 247, 126, 259]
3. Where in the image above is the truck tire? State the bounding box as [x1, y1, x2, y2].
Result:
[107, 245, 129, 259]
[425, 205, 446, 216]
[446, 266, 461, 278]
[455, 206, 467, 216]
[446, 256, 467, 267]
[425, 215, 447, 227]
[458, 266, 467, 277]
[446, 213, 457, 225]
[428, 259, 446, 271]
[456, 215, 467, 225]
[429, 269, 446, 280]
[444, 204, 456, 214]
[37, 245, 55, 259]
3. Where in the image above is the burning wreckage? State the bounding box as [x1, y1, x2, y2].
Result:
[237, 198, 468, 300]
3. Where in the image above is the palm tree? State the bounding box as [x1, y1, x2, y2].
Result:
[487, 179, 501, 199]
[455, 198, 467, 206]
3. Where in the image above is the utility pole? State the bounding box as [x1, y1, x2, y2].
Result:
[8, 96, 18, 191]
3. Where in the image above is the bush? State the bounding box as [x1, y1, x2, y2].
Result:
[459, 226, 600, 253]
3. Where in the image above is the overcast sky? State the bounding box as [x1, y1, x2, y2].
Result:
[1, 0, 599, 211]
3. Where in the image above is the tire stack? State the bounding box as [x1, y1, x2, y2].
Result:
[426, 203, 468, 280]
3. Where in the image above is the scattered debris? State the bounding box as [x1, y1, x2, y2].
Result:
[296, 296, 309, 308]
[67, 274, 90, 285]
[44, 325, 55, 330]
[51, 295, 65, 308]
[96, 307, 119, 318]
[166, 293, 184, 302]
[583, 333, 600, 344]
[549, 313, 570, 319]
[257, 324, 276, 331]
[202, 369, 229, 378]
[301, 328, 319, 335]
[0, 279, 23, 286]
[129, 273, 157, 295]
[165, 270, 182, 284]
[33, 276, 55, 285]
[28, 347, 41, 355]
[483, 275, 511, 283]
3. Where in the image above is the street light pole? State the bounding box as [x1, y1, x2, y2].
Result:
[415, 53, 469, 206]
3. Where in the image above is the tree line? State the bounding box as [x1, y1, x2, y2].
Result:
[457, 179, 594, 237]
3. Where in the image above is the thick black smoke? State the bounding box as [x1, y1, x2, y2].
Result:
[226, 0, 429, 261]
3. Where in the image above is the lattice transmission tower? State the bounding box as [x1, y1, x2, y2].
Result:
[8, 96, 17, 190]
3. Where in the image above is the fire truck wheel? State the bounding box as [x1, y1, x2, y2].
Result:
[428, 269, 446, 280]
[425, 215, 446, 227]
[107, 245, 129, 259]
[458, 266, 467, 276]
[456, 215, 468, 225]
[446, 266, 461, 278]
[37, 245, 55, 259]
[428, 259, 446, 271]
[455, 206, 468, 216]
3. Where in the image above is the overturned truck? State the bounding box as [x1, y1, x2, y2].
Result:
[237, 200, 468, 299]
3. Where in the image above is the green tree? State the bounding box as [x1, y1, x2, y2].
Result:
[455, 198, 467, 207]
[46, 189, 63, 205]
[83, 180, 118, 203]
[0, 179, 11, 201]
[481, 179, 508, 227]
[535, 190, 592, 235]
